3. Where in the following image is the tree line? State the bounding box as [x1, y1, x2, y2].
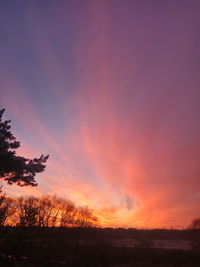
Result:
[0, 193, 98, 228]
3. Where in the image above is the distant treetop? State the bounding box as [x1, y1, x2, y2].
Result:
[189, 217, 200, 229]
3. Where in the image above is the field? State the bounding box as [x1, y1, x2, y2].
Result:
[0, 227, 200, 266]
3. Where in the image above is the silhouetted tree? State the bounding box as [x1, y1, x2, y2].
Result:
[60, 199, 76, 227]
[0, 185, 6, 225]
[36, 195, 57, 227]
[0, 108, 49, 186]
[2, 194, 98, 228]
[75, 206, 98, 228]
[0, 186, 16, 226]
[18, 196, 39, 227]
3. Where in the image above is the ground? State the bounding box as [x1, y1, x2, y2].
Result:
[0, 227, 200, 266]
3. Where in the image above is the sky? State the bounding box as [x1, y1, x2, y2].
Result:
[0, 0, 200, 229]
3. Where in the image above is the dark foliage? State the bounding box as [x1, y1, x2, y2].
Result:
[0, 109, 49, 186]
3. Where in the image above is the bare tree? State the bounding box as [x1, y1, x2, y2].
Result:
[18, 196, 39, 227]
[37, 195, 58, 227]
[60, 199, 76, 227]
[0, 194, 98, 228]
[75, 206, 98, 228]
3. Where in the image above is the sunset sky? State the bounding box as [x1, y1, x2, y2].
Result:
[1, 0, 200, 229]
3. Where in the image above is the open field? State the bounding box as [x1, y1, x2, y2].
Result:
[0, 227, 200, 266]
